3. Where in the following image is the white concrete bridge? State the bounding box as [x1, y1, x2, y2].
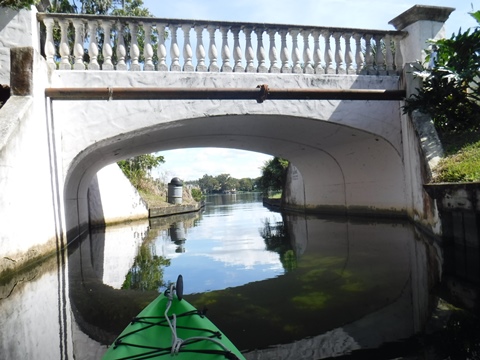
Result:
[0, 4, 452, 273]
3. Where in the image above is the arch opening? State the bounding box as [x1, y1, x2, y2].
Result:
[62, 113, 406, 244]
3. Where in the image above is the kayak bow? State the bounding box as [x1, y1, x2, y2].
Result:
[102, 275, 246, 360]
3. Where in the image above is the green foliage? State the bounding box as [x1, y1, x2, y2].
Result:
[122, 242, 171, 291]
[403, 10, 480, 135]
[432, 140, 480, 182]
[197, 174, 220, 194]
[238, 177, 254, 192]
[259, 157, 289, 195]
[190, 188, 203, 202]
[118, 154, 164, 190]
[196, 174, 258, 194]
[111, 0, 150, 16]
[0, 0, 38, 9]
[48, 0, 76, 12]
[78, 0, 112, 14]
[215, 173, 238, 193]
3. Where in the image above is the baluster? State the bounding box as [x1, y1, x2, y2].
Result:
[220, 26, 232, 72]
[232, 26, 244, 72]
[312, 29, 322, 74]
[207, 25, 219, 72]
[385, 34, 394, 75]
[43, 18, 56, 70]
[87, 20, 99, 70]
[290, 29, 301, 74]
[394, 34, 404, 74]
[332, 32, 344, 74]
[129, 22, 140, 71]
[255, 27, 267, 73]
[195, 25, 207, 72]
[243, 26, 255, 73]
[374, 34, 385, 75]
[302, 29, 313, 74]
[181, 24, 194, 71]
[58, 19, 71, 70]
[279, 29, 290, 73]
[156, 23, 168, 71]
[101, 20, 114, 70]
[170, 24, 181, 71]
[364, 34, 374, 74]
[143, 22, 154, 71]
[344, 33, 354, 74]
[353, 33, 364, 74]
[322, 30, 334, 74]
[268, 28, 280, 73]
[116, 22, 127, 70]
[72, 19, 85, 70]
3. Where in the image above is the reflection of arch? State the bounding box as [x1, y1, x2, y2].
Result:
[63, 113, 405, 244]
[69, 212, 425, 355]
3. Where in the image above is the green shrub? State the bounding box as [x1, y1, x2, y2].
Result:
[190, 188, 203, 202]
[403, 11, 480, 135]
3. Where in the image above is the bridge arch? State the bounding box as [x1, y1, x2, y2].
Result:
[63, 108, 406, 242]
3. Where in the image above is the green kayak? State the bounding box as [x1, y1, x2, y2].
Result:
[102, 275, 246, 360]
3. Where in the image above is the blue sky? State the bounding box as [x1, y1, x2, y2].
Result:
[144, 0, 477, 181]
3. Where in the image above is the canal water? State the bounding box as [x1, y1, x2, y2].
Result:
[0, 193, 477, 359]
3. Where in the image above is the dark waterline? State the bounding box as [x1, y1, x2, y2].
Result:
[1, 193, 479, 359]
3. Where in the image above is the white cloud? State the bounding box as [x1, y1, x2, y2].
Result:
[154, 148, 272, 181]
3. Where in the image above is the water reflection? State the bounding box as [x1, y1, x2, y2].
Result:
[154, 195, 285, 294]
[260, 218, 297, 272]
[170, 222, 187, 253]
[0, 193, 460, 360]
[66, 195, 439, 358]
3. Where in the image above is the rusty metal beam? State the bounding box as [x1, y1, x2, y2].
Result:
[45, 85, 406, 102]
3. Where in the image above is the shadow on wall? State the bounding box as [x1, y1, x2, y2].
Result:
[88, 173, 105, 227]
[0, 84, 9, 105]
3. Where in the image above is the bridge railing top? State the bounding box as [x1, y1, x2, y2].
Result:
[37, 12, 407, 76]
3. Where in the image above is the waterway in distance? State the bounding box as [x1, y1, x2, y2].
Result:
[1, 192, 478, 359]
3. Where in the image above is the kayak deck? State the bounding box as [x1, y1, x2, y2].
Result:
[102, 277, 245, 360]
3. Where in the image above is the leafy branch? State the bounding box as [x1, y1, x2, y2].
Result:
[403, 10, 480, 135]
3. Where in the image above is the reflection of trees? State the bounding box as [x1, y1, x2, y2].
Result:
[122, 242, 170, 291]
[260, 218, 297, 272]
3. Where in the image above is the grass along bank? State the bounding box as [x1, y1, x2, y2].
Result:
[432, 131, 480, 183]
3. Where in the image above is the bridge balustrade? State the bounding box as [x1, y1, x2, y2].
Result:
[37, 13, 406, 76]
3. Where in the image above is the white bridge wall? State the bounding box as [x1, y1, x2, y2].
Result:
[49, 70, 406, 241]
[0, 5, 450, 273]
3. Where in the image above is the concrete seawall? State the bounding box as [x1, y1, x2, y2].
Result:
[424, 182, 480, 314]
[149, 202, 204, 219]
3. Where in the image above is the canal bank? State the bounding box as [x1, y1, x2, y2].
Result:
[424, 182, 480, 315]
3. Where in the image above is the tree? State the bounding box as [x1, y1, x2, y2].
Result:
[78, 0, 112, 14]
[118, 154, 164, 181]
[403, 10, 480, 135]
[111, 0, 150, 16]
[48, 0, 77, 12]
[259, 157, 289, 195]
[198, 174, 219, 194]
[0, 0, 39, 9]
[238, 178, 254, 192]
[216, 173, 237, 193]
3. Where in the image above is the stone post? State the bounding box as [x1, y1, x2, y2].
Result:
[388, 5, 454, 66]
